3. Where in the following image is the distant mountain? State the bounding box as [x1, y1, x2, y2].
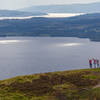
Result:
[0, 10, 46, 17]
[20, 2, 100, 13]
[0, 13, 100, 41]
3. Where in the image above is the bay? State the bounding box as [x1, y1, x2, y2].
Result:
[0, 37, 99, 80]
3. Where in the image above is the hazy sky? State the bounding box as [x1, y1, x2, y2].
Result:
[0, 0, 100, 10]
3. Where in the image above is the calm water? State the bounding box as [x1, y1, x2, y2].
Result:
[0, 37, 100, 80]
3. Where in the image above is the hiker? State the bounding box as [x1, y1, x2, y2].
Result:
[93, 58, 97, 68]
[89, 59, 92, 69]
[97, 59, 99, 68]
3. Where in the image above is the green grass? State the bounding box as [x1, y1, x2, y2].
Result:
[0, 68, 100, 100]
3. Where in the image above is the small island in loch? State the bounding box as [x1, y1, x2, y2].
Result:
[0, 68, 100, 100]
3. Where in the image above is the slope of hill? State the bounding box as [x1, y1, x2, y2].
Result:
[0, 10, 46, 17]
[20, 2, 100, 13]
[0, 13, 100, 41]
[0, 68, 100, 100]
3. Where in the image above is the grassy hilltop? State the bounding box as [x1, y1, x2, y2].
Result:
[0, 68, 100, 100]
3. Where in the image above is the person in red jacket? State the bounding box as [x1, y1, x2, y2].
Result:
[89, 59, 92, 69]
[93, 58, 97, 68]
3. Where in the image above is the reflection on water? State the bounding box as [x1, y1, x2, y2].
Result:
[0, 40, 21, 44]
[58, 43, 83, 47]
[0, 37, 99, 80]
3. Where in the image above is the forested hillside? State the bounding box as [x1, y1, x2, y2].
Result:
[0, 13, 100, 41]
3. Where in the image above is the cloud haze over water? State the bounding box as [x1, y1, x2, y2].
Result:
[0, 0, 100, 10]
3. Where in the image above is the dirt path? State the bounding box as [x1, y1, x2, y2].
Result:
[93, 82, 100, 89]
